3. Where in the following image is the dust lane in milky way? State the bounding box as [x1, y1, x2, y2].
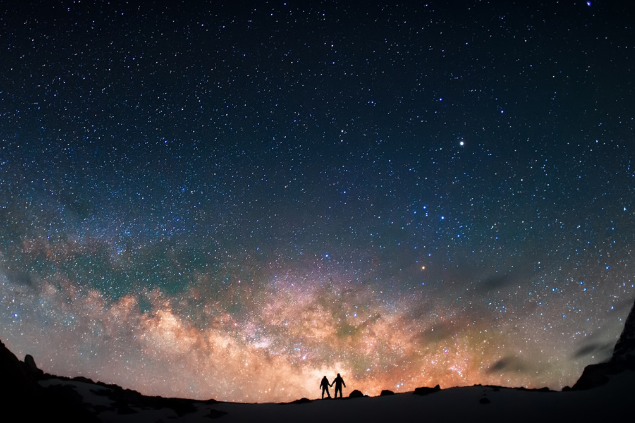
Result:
[1, 0, 634, 402]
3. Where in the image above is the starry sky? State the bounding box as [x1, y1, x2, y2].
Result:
[1, 0, 634, 403]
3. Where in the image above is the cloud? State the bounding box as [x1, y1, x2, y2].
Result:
[571, 342, 614, 360]
[487, 356, 529, 374]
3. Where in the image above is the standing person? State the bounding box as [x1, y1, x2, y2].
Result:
[320, 376, 332, 399]
[332, 373, 346, 398]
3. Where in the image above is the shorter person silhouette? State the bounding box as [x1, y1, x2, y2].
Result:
[320, 376, 332, 399]
[332, 373, 346, 398]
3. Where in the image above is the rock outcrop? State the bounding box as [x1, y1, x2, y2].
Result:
[348, 389, 365, 398]
[0, 339, 99, 422]
[571, 299, 635, 390]
[413, 384, 441, 396]
[24, 354, 44, 379]
[0, 339, 40, 402]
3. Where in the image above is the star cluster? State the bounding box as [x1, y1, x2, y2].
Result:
[1, 1, 634, 402]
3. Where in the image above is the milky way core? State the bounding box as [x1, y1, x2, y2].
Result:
[1, 1, 634, 402]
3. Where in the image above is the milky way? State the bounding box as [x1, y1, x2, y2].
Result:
[1, 1, 634, 402]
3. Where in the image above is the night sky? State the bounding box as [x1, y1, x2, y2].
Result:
[1, 0, 634, 403]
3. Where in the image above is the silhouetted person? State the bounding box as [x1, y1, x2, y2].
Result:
[320, 376, 332, 399]
[332, 373, 346, 398]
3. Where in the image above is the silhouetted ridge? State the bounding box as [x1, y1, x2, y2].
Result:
[571, 298, 635, 390]
[612, 298, 635, 362]
[0, 339, 99, 422]
[0, 339, 39, 400]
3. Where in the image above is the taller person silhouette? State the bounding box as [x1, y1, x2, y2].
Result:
[332, 373, 346, 398]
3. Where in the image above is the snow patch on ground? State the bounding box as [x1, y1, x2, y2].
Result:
[39, 370, 634, 422]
